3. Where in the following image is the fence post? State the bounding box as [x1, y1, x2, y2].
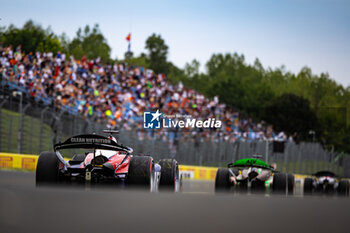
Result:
[39, 107, 49, 152]
[56, 110, 66, 143]
[29, 116, 33, 154]
[0, 99, 8, 151]
[8, 117, 13, 152]
[296, 143, 302, 174]
[18, 103, 30, 154]
[284, 143, 289, 173]
[265, 140, 269, 163]
[234, 141, 240, 162]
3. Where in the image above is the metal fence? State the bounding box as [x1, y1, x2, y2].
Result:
[1, 89, 350, 177]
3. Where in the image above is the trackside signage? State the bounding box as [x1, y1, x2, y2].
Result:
[0, 153, 38, 170]
[0, 153, 309, 182]
[143, 110, 222, 129]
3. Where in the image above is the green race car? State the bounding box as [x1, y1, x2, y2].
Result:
[215, 156, 294, 195]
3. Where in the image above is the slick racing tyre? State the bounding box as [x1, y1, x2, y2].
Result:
[128, 156, 154, 189]
[72, 154, 86, 162]
[338, 180, 349, 196]
[287, 173, 295, 195]
[158, 159, 179, 191]
[36, 151, 60, 186]
[272, 172, 287, 194]
[303, 178, 314, 195]
[215, 168, 231, 192]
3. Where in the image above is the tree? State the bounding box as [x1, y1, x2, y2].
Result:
[124, 51, 134, 60]
[58, 32, 70, 54]
[68, 24, 111, 61]
[167, 62, 186, 85]
[125, 53, 149, 68]
[184, 59, 200, 78]
[0, 20, 64, 54]
[145, 33, 169, 74]
[262, 93, 319, 140]
[200, 53, 274, 118]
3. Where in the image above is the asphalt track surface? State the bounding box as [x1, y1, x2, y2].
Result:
[1, 170, 350, 233]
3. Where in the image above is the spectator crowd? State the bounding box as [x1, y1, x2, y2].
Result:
[0, 46, 290, 145]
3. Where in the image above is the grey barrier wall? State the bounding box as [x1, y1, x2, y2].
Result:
[0, 91, 349, 177]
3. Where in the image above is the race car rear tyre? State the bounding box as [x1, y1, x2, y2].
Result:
[158, 159, 179, 190]
[303, 178, 314, 195]
[72, 154, 86, 162]
[338, 180, 349, 196]
[287, 173, 295, 195]
[215, 168, 231, 192]
[272, 172, 287, 194]
[36, 151, 60, 185]
[128, 156, 154, 189]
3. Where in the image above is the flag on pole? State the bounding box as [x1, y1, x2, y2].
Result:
[126, 33, 131, 42]
[126, 33, 131, 53]
[127, 43, 131, 53]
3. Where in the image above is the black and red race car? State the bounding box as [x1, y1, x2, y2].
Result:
[304, 170, 349, 196]
[36, 130, 180, 191]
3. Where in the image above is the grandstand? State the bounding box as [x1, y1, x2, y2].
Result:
[0, 47, 287, 143]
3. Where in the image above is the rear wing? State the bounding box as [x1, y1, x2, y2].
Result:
[54, 134, 133, 154]
[228, 158, 275, 171]
[313, 171, 337, 178]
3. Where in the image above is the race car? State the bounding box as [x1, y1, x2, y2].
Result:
[303, 170, 349, 196]
[36, 130, 180, 192]
[215, 156, 294, 195]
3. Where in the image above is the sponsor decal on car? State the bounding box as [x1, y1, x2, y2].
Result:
[70, 137, 112, 144]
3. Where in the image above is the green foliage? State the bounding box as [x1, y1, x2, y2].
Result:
[166, 62, 187, 85]
[184, 59, 200, 78]
[262, 93, 318, 140]
[0, 20, 111, 62]
[172, 52, 350, 152]
[0, 20, 64, 54]
[68, 24, 111, 62]
[202, 53, 274, 118]
[145, 33, 169, 74]
[125, 53, 149, 68]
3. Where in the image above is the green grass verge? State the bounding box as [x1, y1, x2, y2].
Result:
[0, 108, 53, 154]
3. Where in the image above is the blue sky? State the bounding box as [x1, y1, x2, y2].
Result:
[1, 0, 349, 86]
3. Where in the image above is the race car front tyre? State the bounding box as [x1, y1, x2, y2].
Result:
[303, 178, 314, 195]
[36, 151, 60, 185]
[215, 168, 231, 192]
[158, 159, 179, 191]
[272, 173, 287, 194]
[287, 173, 295, 195]
[128, 156, 154, 189]
[338, 180, 349, 196]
